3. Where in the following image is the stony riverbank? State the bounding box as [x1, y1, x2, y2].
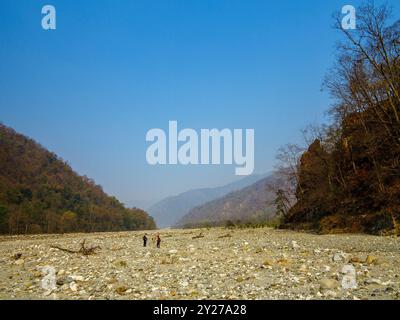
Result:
[0, 227, 399, 300]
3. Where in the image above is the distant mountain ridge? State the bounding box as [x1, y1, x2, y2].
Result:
[176, 173, 280, 228]
[148, 174, 268, 228]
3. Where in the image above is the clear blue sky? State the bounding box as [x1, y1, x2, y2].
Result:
[1, 0, 398, 208]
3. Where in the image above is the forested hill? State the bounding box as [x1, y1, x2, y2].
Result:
[0, 124, 156, 234]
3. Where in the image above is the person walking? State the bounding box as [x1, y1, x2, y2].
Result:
[143, 233, 148, 247]
[156, 233, 161, 248]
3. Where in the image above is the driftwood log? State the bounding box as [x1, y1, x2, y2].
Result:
[51, 239, 100, 256]
[218, 233, 232, 239]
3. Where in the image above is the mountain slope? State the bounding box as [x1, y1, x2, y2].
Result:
[148, 174, 268, 228]
[176, 173, 280, 227]
[0, 123, 156, 234]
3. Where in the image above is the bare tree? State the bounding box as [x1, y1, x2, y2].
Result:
[327, 1, 400, 128]
[324, 1, 400, 193]
[275, 143, 305, 194]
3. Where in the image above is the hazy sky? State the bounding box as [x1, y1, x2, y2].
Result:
[1, 0, 398, 208]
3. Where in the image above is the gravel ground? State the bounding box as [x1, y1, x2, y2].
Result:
[0, 227, 399, 300]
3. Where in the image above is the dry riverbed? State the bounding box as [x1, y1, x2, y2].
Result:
[0, 227, 399, 300]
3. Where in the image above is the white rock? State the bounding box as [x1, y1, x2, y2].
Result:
[341, 264, 356, 276]
[70, 282, 78, 292]
[341, 275, 357, 290]
[323, 265, 331, 272]
[71, 275, 84, 282]
[365, 278, 382, 285]
[332, 252, 345, 262]
[291, 241, 300, 249]
[179, 257, 190, 262]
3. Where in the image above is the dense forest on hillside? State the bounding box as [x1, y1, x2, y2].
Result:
[277, 3, 400, 234]
[0, 124, 156, 234]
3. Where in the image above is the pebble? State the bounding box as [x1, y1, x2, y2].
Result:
[57, 276, 74, 286]
[319, 278, 339, 290]
[69, 283, 78, 292]
[14, 259, 25, 265]
[365, 255, 378, 265]
[332, 252, 346, 262]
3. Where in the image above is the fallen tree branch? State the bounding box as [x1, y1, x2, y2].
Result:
[51, 239, 101, 255]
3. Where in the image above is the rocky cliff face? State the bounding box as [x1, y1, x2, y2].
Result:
[284, 106, 400, 234]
